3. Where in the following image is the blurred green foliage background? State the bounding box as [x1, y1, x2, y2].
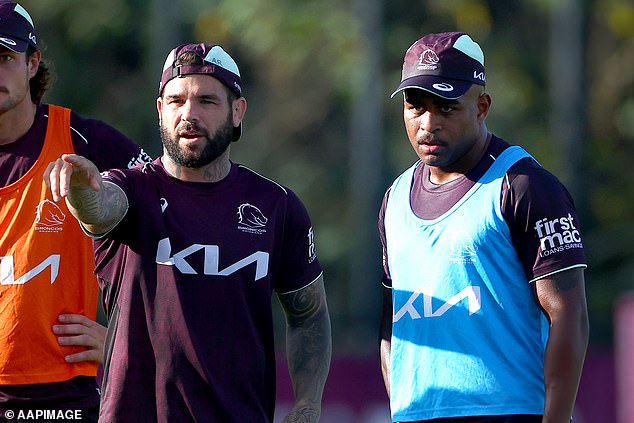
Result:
[24, 0, 634, 352]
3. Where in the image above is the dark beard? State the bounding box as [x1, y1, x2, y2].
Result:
[160, 113, 234, 168]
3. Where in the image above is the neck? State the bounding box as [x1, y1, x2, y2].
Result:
[429, 130, 491, 185]
[0, 100, 37, 146]
[161, 148, 232, 183]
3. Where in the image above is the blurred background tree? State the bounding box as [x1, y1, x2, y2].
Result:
[26, 0, 634, 354]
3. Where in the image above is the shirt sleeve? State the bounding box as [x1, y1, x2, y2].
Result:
[274, 189, 323, 294]
[69, 111, 153, 171]
[502, 158, 587, 282]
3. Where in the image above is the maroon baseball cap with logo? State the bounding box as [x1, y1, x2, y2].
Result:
[159, 43, 243, 140]
[0, 1, 37, 53]
[391, 32, 485, 100]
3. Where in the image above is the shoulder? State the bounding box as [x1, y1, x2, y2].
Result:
[488, 134, 571, 203]
[506, 157, 572, 203]
[500, 143, 579, 230]
[384, 161, 420, 200]
[68, 110, 123, 141]
[102, 159, 159, 184]
[67, 110, 151, 170]
[236, 164, 289, 192]
[234, 164, 315, 225]
[235, 164, 295, 198]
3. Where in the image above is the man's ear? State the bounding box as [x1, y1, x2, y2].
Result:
[27, 50, 41, 79]
[477, 91, 492, 122]
[156, 96, 163, 124]
[232, 97, 247, 128]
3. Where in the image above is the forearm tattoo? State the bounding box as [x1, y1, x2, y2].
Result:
[279, 279, 331, 409]
[69, 181, 127, 233]
[282, 281, 331, 359]
[283, 407, 320, 423]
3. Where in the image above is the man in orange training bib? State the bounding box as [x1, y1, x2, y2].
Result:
[0, 2, 151, 420]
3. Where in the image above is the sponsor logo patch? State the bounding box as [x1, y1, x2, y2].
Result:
[534, 213, 583, 257]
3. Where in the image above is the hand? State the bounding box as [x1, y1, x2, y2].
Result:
[52, 314, 106, 364]
[281, 406, 320, 423]
[44, 154, 102, 202]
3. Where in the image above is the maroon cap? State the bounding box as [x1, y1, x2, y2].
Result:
[0, 1, 37, 53]
[159, 43, 243, 141]
[391, 32, 485, 100]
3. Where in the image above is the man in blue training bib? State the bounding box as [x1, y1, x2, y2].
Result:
[378, 31, 588, 423]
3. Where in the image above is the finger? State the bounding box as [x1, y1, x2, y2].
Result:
[58, 158, 76, 198]
[57, 315, 107, 337]
[53, 324, 107, 341]
[43, 161, 55, 190]
[57, 334, 99, 348]
[55, 330, 105, 366]
[62, 154, 102, 193]
[58, 313, 94, 326]
[64, 349, 102, 364]
[45, 159, 65, 202]
[61, 153, 84, 168]
[53, 323, 93, 336]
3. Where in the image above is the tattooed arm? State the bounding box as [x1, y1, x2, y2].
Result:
[44, 153, 128, 235]
[535, 267, 589, 423]
[278, 274, 332, 423]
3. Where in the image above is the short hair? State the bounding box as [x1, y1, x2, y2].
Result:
[26, 46, 53, 104]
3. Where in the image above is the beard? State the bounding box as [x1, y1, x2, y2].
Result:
[160, 111, 234, 168]
[0, 79, 30, 116]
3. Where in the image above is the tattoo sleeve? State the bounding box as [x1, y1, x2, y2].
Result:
[67, 181, 128, 236]
[278, 276, 332, 421]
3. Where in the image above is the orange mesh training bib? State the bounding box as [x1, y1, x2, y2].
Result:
[0, 105, 98, 384]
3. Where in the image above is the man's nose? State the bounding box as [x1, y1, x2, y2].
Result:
[418, 110, 438, 133]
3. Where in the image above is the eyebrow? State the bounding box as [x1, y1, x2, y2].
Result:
[164, 92, 222, 101]
[436, 98, 460, 105]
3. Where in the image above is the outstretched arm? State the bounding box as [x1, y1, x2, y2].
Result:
[535, 267, 589, 423]
[278, 274, 331, 423]
[44, 154, 127, 235]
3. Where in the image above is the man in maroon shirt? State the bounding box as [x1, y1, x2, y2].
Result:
[0, 2, 151, 420]
[45, 43, 332, 422]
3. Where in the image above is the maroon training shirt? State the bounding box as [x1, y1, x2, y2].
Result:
[95, 159, 322, 422]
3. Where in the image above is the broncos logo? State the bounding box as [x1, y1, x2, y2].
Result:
[418, 49, 439, 68]
[237, 203, 268, 228]
[35, 199, 66, 227]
